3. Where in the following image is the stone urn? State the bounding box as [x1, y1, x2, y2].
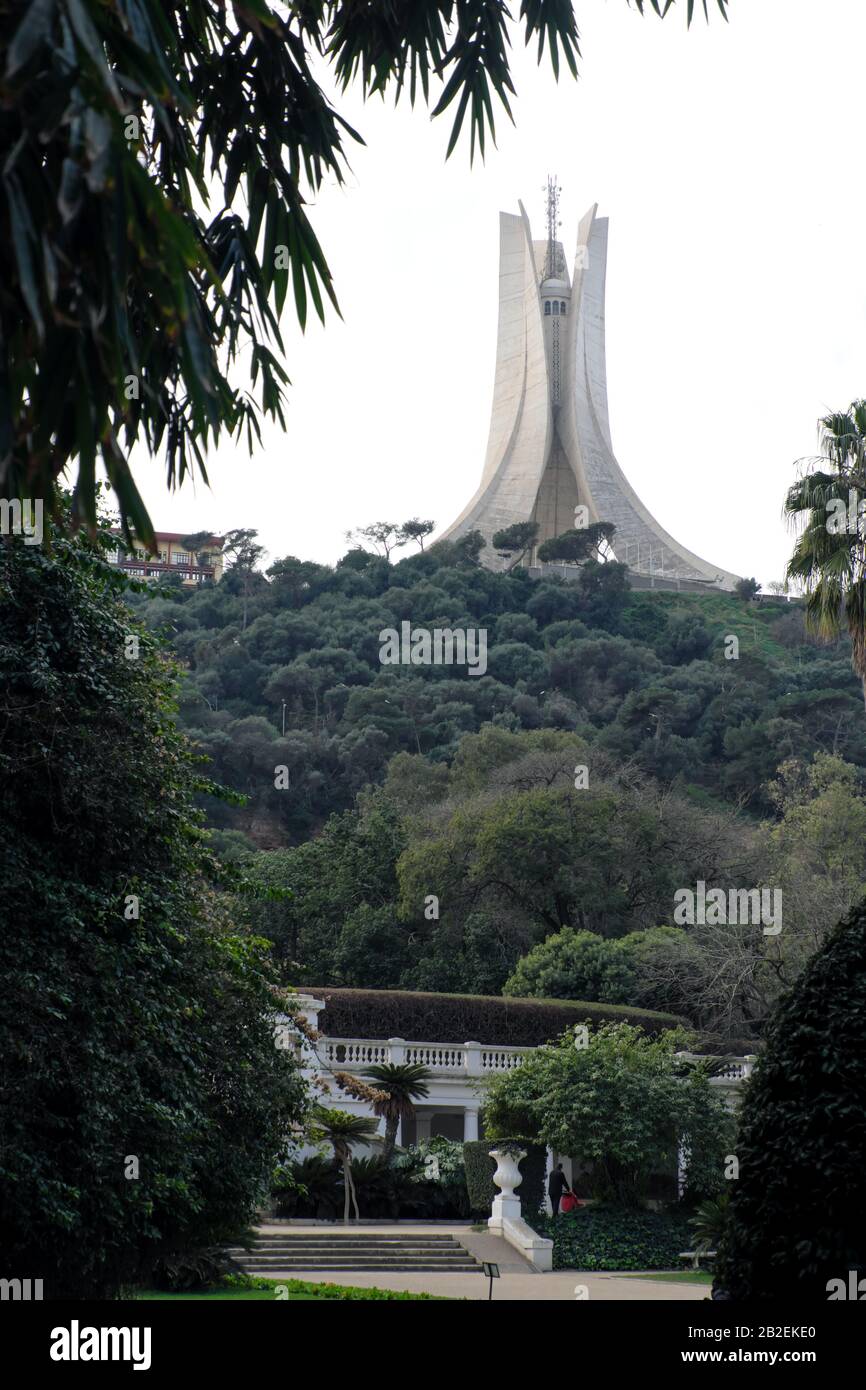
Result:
[488, 1145, 526, 1229]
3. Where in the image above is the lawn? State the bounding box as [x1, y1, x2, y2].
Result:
[622, 1271, 714, 1287]
[138, 1288, 318, 1301]
[133, 1277, 445, 1301]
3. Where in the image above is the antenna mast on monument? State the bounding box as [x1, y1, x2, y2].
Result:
[543, 174, 562, 280]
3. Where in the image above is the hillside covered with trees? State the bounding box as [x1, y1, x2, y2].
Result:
[125, 537, 866, 1043]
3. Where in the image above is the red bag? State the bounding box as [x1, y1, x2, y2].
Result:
[560, 1192, 578, 1214]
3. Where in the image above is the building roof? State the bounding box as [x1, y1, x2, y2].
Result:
[110, 529, 224, 545]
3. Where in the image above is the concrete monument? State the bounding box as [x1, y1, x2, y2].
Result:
[440, 182, 739, 592]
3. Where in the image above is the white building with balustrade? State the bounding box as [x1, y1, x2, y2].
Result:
[284, 993, 756, 1185]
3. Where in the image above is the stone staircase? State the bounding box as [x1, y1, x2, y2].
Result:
[228, 1230, 481, 1275]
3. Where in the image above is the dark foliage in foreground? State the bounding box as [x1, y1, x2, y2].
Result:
[714, 899, 866, 1301]
[0, 527, 305, 1298]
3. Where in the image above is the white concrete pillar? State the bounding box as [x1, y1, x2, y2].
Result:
[463, 1107, 479, 1142]
[388, 1037, 406, 1064]
[464, 1040, 482, 1077]
[276, 994, 324, 1071]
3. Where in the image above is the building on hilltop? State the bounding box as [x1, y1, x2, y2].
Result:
[439, 181, 740, 593]
[108, 531, 225, 586]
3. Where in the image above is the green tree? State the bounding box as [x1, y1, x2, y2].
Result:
[537, 521, 616, 564]
[452, 530, 487, 565]
[181, 530, 218, 569]
[0, 520, 306, 1298]
[734, 576, 760, 601]
[398, 518, 436, 552]
[483, 1024, 733, 1206]
[577, 558, 631, 620]
[399, 781, 676, 940]
[345, 522, 407, 561]
[785, 401, 866, 705]
[504, 927, 638, 1003]
[246, 792, 407, 982]
[221, 528, 266, 630]
[332, 904, 411, 988]
[310, 1109, 380, 1223]
[362, 1064, 433, 1161]
[714, 899, 866, 1299]
[492, 522, 539, 572]
[266, 555, 329, 608]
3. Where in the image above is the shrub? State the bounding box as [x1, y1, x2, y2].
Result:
[274, 1142, 471, 1220]
[532, 1205, 694, 1271]
[266, 1278, 445, 1300]
[311, 987, 685, 1047]
[272, 1155, 341, 1219]
[462, 1139, 547, 1218]
[503, 928, 637, 1003]
[714, 900, 866, 1300]
[690, 1194, 730, 1255]
[393, 1138, 471, 1219]
[151, 1248, 235, 1293]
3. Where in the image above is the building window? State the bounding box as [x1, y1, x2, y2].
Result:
[552, 300, 559, 315]
[173, 551, 190, 566]
[544, 301, 551, 315]
[561, 301, 567, 315]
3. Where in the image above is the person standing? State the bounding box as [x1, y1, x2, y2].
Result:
[548, 1162, 571, 1218]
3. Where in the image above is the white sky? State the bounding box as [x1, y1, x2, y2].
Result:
[128, 0, 866, 588]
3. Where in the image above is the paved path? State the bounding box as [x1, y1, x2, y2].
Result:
[255, 1224, 708, 1301]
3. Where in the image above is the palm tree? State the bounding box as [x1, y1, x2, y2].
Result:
[690, 1193, 730, 1257]
[362, 1063, 432, 1161]
[310, 1108, 379, 1223]
[785, 402, 866, 707]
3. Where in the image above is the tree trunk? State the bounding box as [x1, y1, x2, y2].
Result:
[382, 1114, 398, 1163]
[341, 1154, 351, 1224]
[342, 1154, 360, 1222]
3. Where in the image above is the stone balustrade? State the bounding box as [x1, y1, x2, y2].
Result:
[675, 1052, 756, 1083]
[319, 1036, 533, 1076]
[317, 1039, 756, 1083]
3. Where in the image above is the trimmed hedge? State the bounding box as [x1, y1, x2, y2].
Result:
[463, 1139, 547, 1217]
[532, 1205, 694, 1271]
[309, 987, 686, 1047]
